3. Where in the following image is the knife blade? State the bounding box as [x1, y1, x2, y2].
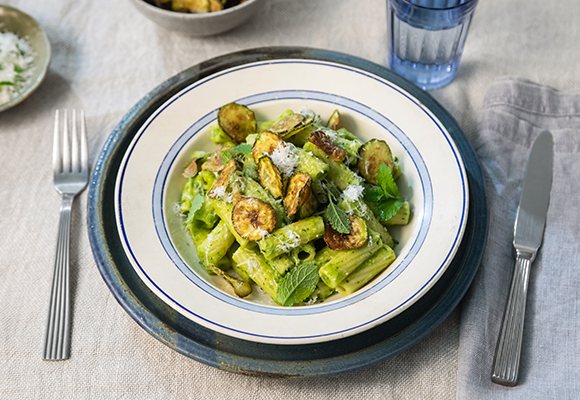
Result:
[491, 130, 554, 386]
[513, 131, 554, 253]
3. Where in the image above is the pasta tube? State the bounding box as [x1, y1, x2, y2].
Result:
[197, 219, 235, 266]
[208, 198, 249, 246]
[290, 242, 317, 264]
[318, 231, 383, 289]
[232, 246, 282, 301]
[258, 216, 325, 260]
[303, 142, 362, 190]
[336, 245, 396, 296]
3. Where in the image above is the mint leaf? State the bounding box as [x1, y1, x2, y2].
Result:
[13, 64, 23, 73]
[377, 163, 399, 199]
[184, 194, 205, 226]
[277, 263, 319, 306]
[234, 143, 252, 155]
[221, 143, 253, 164]
[325, 194, 351, 234]
[364, 185, 385, 203]
[377, 198, 404, 222]
[221, 149, 235, 164]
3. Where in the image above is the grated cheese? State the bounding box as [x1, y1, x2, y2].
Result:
[254, 228, 270, 239]
[343, 184, 365, 202]
[210, 185, 226, 200]
[0, 32, 35, 106]
[237, 258, 259, 275]
[319, 126, 338, 141]
[278, 230, 302, 253]
[270, 142, 299, 179]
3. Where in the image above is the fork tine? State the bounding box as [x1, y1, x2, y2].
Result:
[62, 110, 71, 173]
[80, 110, 88, 174]
[53, 110, 61, 174]
[71, 110, 79, 173]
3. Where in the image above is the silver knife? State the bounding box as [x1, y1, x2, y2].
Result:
[491, 130, 554, 386]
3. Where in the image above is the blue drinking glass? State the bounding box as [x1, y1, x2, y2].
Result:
[387, 0, 478, 90]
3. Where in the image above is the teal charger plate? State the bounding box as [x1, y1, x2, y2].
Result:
[87, 47, 488, 377]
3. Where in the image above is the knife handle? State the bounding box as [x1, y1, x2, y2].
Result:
[491, 251, 533, 386]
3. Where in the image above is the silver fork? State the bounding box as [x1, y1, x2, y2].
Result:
[42, 109, 89, 360]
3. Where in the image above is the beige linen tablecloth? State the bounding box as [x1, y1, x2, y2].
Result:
[1, 0, 579, 399]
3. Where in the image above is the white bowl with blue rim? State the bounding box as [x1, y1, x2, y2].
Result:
[114, 57, 469, 344]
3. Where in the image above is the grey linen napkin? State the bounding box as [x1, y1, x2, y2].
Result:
[457, 77, 580, 399]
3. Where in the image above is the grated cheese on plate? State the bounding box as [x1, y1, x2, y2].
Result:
[277, 230, 302, 253]
[0, 32, 35, 106]
[343, 184, 365, 202]
[270, 142, 299, 179]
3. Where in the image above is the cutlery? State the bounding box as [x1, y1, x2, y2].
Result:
[491, 130, 554, 386]
[42, 109, 89, 360]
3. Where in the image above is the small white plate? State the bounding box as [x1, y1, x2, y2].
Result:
[114, 59, 468, 344]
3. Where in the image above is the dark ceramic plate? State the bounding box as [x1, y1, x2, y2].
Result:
[87, 47, 488, 378]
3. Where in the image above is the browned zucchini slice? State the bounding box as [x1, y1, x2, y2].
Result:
[327, 109, 340, 130]
[201, 147, 230, 173]
[232, 197, 277, 241]
[257, 156, 284, 198]
[252, 131, 284, 163]
[269, 113, 305, 135]
[218, 103, 257, 144]
[183, 158, 199, 178]
[357, 139, 395, 185]
[308, 130, 347, 163]
[208, 159, 236, 199]
[268, 113, 315, 139]
[284, 173, 318, 220]
[297, 184, 318, 219]
[324, 215, 368, 250]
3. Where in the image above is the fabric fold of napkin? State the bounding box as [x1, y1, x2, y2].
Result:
[457, 77, 580, 399]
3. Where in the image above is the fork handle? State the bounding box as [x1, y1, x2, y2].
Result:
[491, 251, 533, 386]
[42, 193, 74, 360]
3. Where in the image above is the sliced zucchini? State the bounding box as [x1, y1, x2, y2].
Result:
[358, 139, 395, 185]
[208, 158, 236, 199]
[284, 172, 318, 220]
[308, 130, 347, 163]
[207, 264, 252, 298]
[183, 151, 212, 178]
[201, 147, 230, 173]
[218, 102, 257, 144]
[182, 158, 199, 178]
[326, 109, 340, 130]
[232, 197, 277, 241]
[252, 131, 284, 163]
[257, 156, 284, 198]
[323, 215, 368, 250]
[269, 113, 305, 136]
[268, 112, 314, 140]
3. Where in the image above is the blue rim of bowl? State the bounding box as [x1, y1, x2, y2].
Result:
[0, 6, 51, 113]
[88, 46, 488, 377]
